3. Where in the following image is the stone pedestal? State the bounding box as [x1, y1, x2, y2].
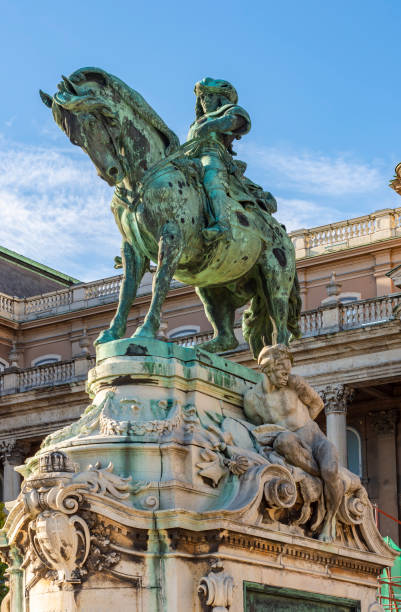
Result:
[0, 340, 395, 611]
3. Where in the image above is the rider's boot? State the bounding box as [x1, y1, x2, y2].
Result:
[202, 188, 231, 243]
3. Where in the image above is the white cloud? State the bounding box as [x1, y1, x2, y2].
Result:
[238, 143, 384, 196]
[274, 198, 345, 232]
[0, 142, 120, 281]
[0, 138, 390, 284]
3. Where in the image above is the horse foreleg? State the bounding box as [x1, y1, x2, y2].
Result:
[196, 286, 240, 353]
[95, 241, 147, 345]
[133, 222, 182, 340]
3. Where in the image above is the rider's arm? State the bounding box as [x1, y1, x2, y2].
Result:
[288, 375, 324, 420]
[195, 114, 247, 138]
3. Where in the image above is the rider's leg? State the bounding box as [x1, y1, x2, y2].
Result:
[196, 286, 239, 353]
[95, 241, 147, 345]
[133, 222, 182, 339]
[201, 151, 230, 242]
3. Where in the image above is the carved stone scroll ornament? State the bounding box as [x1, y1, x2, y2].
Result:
[263, 466, 297, 510]
[19, 451, 132, 587]
[198, 559, 234, 612]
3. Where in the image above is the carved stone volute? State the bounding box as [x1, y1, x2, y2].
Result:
[198, 559, 234, 611]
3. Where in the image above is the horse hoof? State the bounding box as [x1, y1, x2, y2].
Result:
[94, 329, 118, 346]
[132, 325, 156, 340]
[198, 336, 238, 354]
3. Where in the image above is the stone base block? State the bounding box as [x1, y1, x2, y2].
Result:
[0, 340, 394, 611]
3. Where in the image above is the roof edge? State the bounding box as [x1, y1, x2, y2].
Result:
[0, 247, 80, 286]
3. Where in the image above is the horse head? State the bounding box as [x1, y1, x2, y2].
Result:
[40, 67, 180, 187]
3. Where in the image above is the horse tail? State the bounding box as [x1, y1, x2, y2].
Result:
[287, 271, 302, 339]
[242, 277, 272, 359]
[242, 269, 302, 358]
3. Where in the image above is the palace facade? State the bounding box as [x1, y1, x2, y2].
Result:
[0, 207, 400, 543]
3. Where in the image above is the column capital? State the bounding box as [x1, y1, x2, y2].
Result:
[321, 384, 354, 415]
[0, 439, 24, 464]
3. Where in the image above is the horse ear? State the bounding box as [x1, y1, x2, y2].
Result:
[39, 90, 53, 108]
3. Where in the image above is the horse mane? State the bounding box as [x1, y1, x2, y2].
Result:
[69, 67, 180, 155]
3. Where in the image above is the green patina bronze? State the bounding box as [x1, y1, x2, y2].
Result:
[40, 68, 301, 357]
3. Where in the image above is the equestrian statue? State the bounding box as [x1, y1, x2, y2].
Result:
[40, 68, 301, 357]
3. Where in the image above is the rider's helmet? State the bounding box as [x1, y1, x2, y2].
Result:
[194, 77, 238, 118]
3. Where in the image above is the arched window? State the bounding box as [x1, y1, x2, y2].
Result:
[339, 292, 361, 304]
[168, 326, 200, 339]
[347, 426, 362, 476]
[31, 354, 61, 367]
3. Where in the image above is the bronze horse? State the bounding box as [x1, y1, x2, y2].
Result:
[40, 67, 301, 356]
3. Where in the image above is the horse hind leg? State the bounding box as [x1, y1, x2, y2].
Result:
[196, 286, 240, 353]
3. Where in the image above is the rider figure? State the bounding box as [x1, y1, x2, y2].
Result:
[187, 77, 251, 242]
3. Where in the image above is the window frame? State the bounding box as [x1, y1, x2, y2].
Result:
[31, 354, 62, 367]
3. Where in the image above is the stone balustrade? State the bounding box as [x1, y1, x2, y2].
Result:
[299, 309, 323, 337]
[171, 330, 214, 347]
[0, 356, 95, 395]
[0, 293, 399, 395]
[23, 287, 73, 315]
[291, 207, 401, 258]
[83, 276, 123, 300]
[0, 272, 184, 322]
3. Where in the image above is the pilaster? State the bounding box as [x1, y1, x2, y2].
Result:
[368, 409, 399, 543]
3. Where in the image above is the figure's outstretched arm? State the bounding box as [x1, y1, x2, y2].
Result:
[288, 375, 324, 420]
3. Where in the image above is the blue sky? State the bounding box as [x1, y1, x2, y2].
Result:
[0, 0, 401, 280]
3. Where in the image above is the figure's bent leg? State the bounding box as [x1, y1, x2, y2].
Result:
[273, 432, 319, 477]
[95, 241, 147, 345]
[196, 286, 239, 353]
[315, 440, 344, 542]
[133, 222, 182, 340]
